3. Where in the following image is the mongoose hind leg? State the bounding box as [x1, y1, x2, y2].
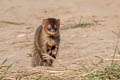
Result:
[32, 50, 43, 67]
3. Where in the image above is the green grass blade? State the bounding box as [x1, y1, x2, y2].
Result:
[7, 64, 13, 70]
[45, 78, 48, 80]
[2, 58, 8, 65]
[36, 75, 43, 80]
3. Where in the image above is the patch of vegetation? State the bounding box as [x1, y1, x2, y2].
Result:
[0, 58, 13, 71]
[61, 22, 93, 30]
[36, 75, 48, 80]
[81, 61, 120, 80]
[61, 18, 98, 30]
[0, 58, 13, 80]
[79, 31, 120, 80]
[36, 75, 65, 80]
[70, 23, 91, 29]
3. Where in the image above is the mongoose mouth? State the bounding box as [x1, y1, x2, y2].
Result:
[48, 31, 57, 35]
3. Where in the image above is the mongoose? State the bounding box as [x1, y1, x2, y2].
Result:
[32, 18, 60, 67]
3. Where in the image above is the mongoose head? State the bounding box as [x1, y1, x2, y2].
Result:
[42, 18, 60, 36]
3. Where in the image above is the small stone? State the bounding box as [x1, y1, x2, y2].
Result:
[26, 26, 31, 29]
[17, 34, 26, 38]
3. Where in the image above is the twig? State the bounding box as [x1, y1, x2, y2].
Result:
[73, 69, 98, 80]
[0, 21, 25, 25]
[95, 56, 120, 61]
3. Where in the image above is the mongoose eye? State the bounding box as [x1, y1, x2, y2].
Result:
[47, 25, 51, 29]
[53, 25, 58, 30]
[47, 25, 52, 31]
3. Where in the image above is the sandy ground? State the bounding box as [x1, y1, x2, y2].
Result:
[0, 0, 120, 79]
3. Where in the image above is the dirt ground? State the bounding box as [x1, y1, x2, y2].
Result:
[0, 0, 120, 79]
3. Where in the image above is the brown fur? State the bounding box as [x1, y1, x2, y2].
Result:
[32, 18, 60, 67]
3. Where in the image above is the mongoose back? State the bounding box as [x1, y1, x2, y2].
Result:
[32, 18, 60, 67]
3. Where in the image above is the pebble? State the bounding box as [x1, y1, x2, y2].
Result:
[17, 34, 26, 38]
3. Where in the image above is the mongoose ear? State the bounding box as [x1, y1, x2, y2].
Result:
[56, 19, 60, 27]
[42, 19, 48, 27]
